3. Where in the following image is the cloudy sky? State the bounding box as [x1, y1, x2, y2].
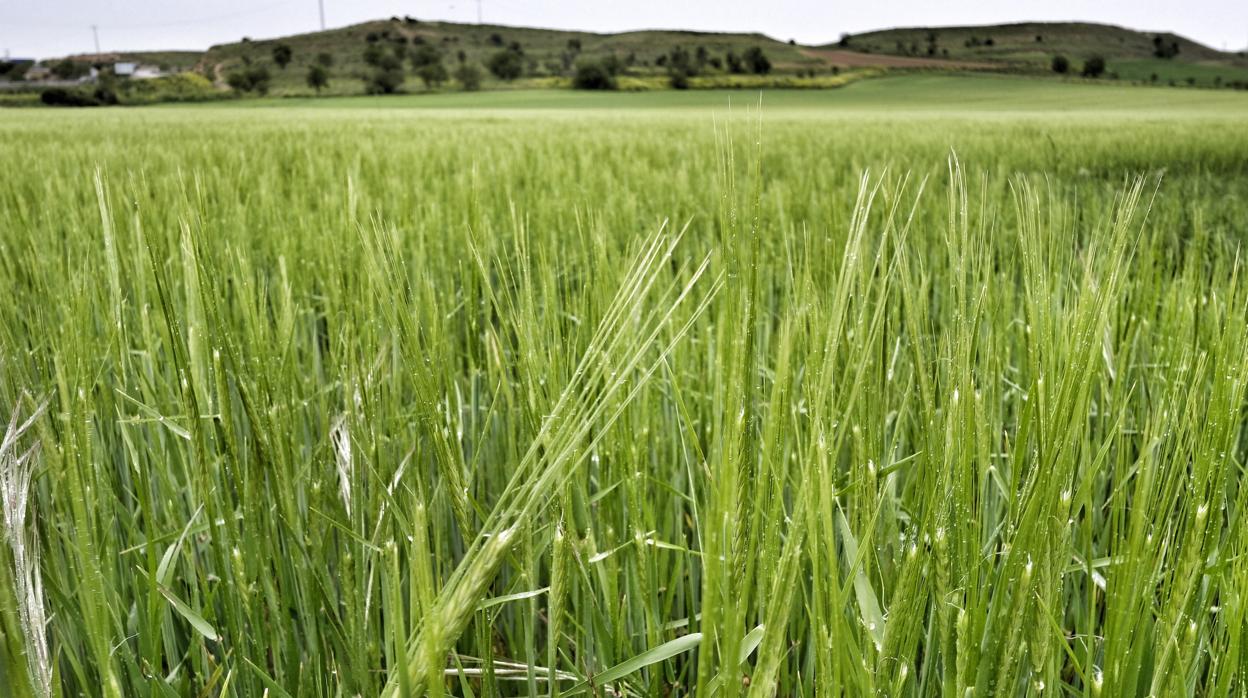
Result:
[2, 0, 1246, 59]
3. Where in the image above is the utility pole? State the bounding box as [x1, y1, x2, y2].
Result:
[91, 25, 100, 55]
[318, 0, 325, 31]
[477, 0, 482, 24]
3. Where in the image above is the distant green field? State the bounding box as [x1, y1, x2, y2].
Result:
[209, 74, 1248, 116]
[3, 75, 1248, 697]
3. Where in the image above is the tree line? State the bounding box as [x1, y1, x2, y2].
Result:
[225, 34, 776, 96]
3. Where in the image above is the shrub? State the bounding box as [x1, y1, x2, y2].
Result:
[365, 69, 404, 94]
[454, 64, 482, 91]
[1081, 55, 1106, 78]
[410, 44, 441, 70]
[52, 60, 88, 80]
[743, 46, 771, 75]
[667, 46, 695, 77]
[361, 45, 406, 94]
[93, 86, 120, 105]
[307, 64, 329, 93]
[725, 51, 744, 74]
[226, 64, 272, 94]
[363, 43, 387, 67]
[364, 55, 405, 94]
[111, 73, 216, 104]
[572, 60, 616, 90]
[487, 50, 523, 81]
[40, 87, 100, 107]
[1152, 36, 1180, 59]
[248, 66, 272, 94]
[1051, 55, 1069, 74]
[601, 54, 624, 76]
[38, 83, 121, 106]
[316, 52, 334, 68]
[416, 62, 448, 89]
[669, 71, 689, 89]
[272, 44, 293, 69]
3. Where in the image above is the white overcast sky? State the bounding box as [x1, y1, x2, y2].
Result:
[2, 0, 1246, 59]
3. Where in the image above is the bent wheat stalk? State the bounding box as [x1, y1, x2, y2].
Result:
[381, 228, 720, 697]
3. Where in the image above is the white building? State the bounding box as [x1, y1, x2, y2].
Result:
[24, 64, 53, 81]
[114, 62, 163, 79]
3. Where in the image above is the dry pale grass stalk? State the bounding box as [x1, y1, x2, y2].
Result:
[331, 414, 353, 517]
[1, 398, 51, 698]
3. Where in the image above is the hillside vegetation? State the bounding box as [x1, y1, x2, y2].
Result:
[197, 18, 825, 96]
[835, 21, 1248, 86]
[25, 18, 1248, 101]
[196, 18, 1248, 96]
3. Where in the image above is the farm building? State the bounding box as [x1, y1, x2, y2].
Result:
[24, 64, 53, 81]
[114, 62, 163, 79]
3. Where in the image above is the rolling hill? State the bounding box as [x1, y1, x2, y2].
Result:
[43, 18, 1248, 97]
[832, 22, 1248, 85]
[193, 19, 826, 95]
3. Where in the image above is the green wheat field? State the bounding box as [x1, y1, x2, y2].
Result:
[3, 76, 1248, 696]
